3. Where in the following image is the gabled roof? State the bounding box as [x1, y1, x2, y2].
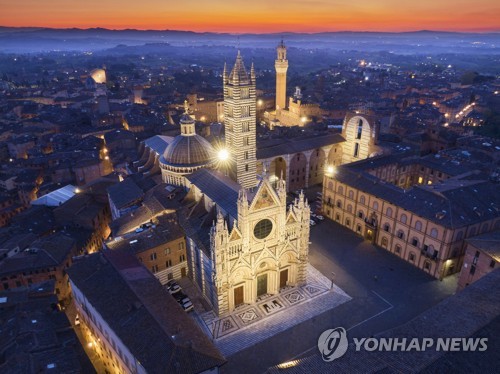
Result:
[187, 169, 241, 220]
[31, 184, 77, 207]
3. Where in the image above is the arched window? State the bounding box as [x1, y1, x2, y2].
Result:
[397, 230, 404, 240]
[395, 245, 402, 254]
[358, 211, 364, 219]
[338, 186, 344, 194]
[360, 195, 366, 205]
[345, 218, 351, 227]
[356, 119, 363, 139]
[328, 181, 334, 190]
[373, 201, 379, 210]
[381, 237, 388, 248]
[424, 260, 431, 271]
[347, 204, 353, 213]
[336, 200, 342, 208]
[356, 224, 362, 233]
[411, 237, 419, 247]
[415, 220, 422, 231]
[348, 190, 354, 199]
[383, 223, 390, 232]
[400, 214, 407, 224]
[386, 207, 393, 218]
[430, 228, 438, 239]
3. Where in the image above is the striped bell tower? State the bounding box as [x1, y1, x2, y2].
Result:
[223, 51, 257, 189]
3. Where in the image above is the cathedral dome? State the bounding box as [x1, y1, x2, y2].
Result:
[161, 134, 215, 167]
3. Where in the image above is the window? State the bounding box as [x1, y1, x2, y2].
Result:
[179, 242, 184, 250]
[356, 120, 363, 139]
[430, 228, 438, 239]
[328, 182, 334, 190]
[180, 254, 186, 262]
[411, 237, 419, 247]
[345, 218, 351, 227]
[386, 207, 393, 217]
[245, 164, 249, 172]
[397, 230, 404, 239]
[360, 195, 366, 205]
[165, 248, 171, 255]
[348, 190, 354, 199]
[395, 245, 402, 254]
[354, 143, 360, 157]
[166, 260, 172, 268]
[338, 186, 344, 194]
[415, 221, 422, 231]
[373, 201, 379, 210]
[381, 237, 388, 248]
[490, 260, 496, 269]
[358, 211, 364, 219]
[244, 151, 249, 160]
[347, 204, 353, 213]
[150, 253, 157, 261]
[167, 273, 173, 280]
[470, 265, 476, 275]
[383, 223, 390, 232]
[336, 214, 340, 221]
[409, 252, 415, 262]
[151, 265, 158, 273]
[356, 224, 362, 233]
[400, 214, 407, 224]
[424, 260, 431, 271]
[336, 200, 342, 208]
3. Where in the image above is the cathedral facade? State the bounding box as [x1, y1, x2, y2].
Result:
[211, 177, 310, 314]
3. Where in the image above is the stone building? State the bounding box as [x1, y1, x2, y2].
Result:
[177, 51, 311, 316]
[223, 51, 258, 189]
[457, 230, 500, 291]
[322, 154, 500, 279]
[182, 169, 310, 316]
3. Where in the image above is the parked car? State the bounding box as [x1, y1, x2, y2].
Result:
[178, 300, 194, 312]
[74, 315, 80, 326]
[166, 280, 181, 294]
[174, 293, 190, 304]
[309, 219, 316, 226]
[315, 215, 324, 221]
[134, 227, 144, 233]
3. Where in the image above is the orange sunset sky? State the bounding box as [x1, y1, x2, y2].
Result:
[0, 0, 499, 32]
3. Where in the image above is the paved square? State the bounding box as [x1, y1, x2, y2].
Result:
[198, 264, 351, 356]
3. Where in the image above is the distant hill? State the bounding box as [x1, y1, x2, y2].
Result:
[0, 27, 498, 54]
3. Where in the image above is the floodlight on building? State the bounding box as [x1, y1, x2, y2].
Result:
[301, 116, 307, 123]
[75, 188, 81, 194]
[257, 99, 263, 107]
[218, 149, 229, 162]
[326, 165, 336, 176]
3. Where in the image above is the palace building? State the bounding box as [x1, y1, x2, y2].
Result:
[322, 153, 500, 279]
[264, 41, 322, 128]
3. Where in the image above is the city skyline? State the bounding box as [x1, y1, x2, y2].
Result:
[0, 0, 499, 33]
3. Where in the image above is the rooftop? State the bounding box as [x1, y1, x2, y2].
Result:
[67, 251, 225, 373]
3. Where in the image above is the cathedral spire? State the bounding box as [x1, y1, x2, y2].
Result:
[250, 62, 255, 83]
